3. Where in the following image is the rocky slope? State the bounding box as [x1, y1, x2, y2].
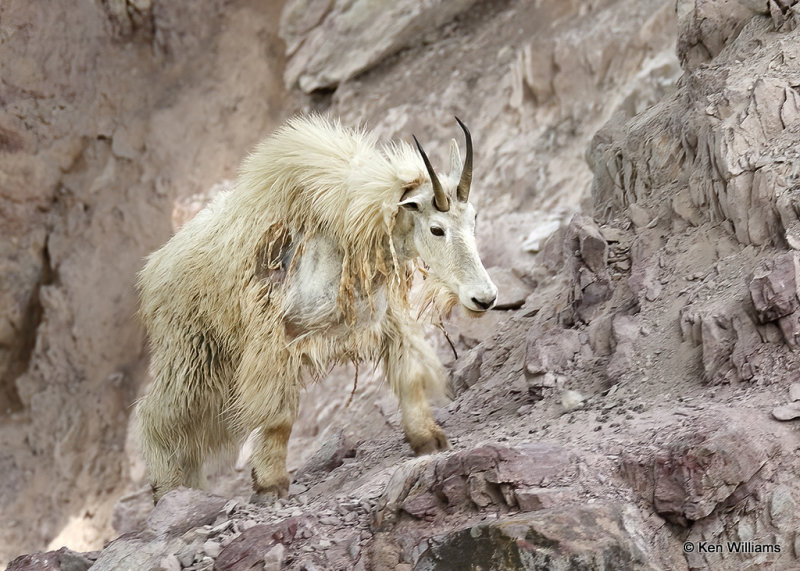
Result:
[7, 0, 800, 569]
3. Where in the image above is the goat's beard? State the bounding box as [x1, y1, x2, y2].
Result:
[413, 267, 459, 322]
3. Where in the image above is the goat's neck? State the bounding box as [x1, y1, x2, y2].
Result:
[390, 208, 419, 266]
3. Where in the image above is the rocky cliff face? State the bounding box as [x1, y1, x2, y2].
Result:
[5, 0, 800, 569]
[0, 0, 288, 561]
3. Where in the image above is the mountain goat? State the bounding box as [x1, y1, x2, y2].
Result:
[136, 115, 497, 502]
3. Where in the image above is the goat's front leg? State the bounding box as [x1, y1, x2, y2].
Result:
[250, 422, 293, 503]
[382, 323, 450, 454]
[239, 365, 300, 504]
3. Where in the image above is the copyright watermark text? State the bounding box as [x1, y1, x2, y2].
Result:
[683, 541, 781, 554]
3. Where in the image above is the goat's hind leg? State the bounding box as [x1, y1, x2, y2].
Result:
[150, 447, 204, 504]
[137, 402, 205, 503]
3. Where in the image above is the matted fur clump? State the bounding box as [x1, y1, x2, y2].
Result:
[136, 115, 496, 502]
[240, 117, 428, 311]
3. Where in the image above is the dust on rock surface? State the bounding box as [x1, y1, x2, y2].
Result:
[6, 0, 800, 570]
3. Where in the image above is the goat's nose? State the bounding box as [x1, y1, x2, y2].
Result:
[471, 295, 496, 311]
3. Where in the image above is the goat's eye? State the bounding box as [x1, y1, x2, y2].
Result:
[430, 226, 445, 237]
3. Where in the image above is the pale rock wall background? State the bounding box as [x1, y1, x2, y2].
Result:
[0, 0, 287, 562]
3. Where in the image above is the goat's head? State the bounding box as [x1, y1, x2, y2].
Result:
[399, 118, 497, 314]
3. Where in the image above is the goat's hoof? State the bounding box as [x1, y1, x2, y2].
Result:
[249, 483, 289, 505]
[409, 426, 450, 455]
[250, 470, 290, 505]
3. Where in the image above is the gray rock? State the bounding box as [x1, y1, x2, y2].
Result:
[281, 0, 479, 91]
[295, 428, 355, 480]
[176, 542, 199, 568]
[700, 312, 739, 383]
[202, 539, 221, 558]
[611, 314, 641, 347]
[562, 216, 612, 321]
[681, 303, 764, 384]
[401, 491, 441, 520]
[263, 543, 286, 571]
[606, 341, 636, 381]
[769, 485, 796, 530]
[628, 259, 662, 303]
[279, 0, 333, 55]
[778, 310, 800, 348]
[90, 536, 182, 571]
[7, 548, 94, 571]
[772, 403, 800, 420]
[157, 554, 181, 571]
[146, 488, 228, 537]
[606, 314, 642, 380]
[373, 456, 438, 530]
[524, 326, 581, 376]
[451, 346, 484, 393]
[445, 306, 505, 349]
[216, 519, 299, 570]
[676, 0, 765, 71]
[486, 267, 534, 310]
[516, 404, 534, 416]
[586, 313, 614, 356]
[112, 487, 153, 535]
[514, 487, 575, 512]
[749, 253, 800, 323]
[567, 216, 608, 274]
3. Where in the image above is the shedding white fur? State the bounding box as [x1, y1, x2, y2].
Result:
[135, 115, 497, 502]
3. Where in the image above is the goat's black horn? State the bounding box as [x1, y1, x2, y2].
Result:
[454, 117, 472, 202]
[413, 134, 449, 212]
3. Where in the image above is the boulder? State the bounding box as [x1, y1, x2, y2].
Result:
[486, 267, 534, 310]
[374, 443, 579, 530]
[414, 503, 651, 570]
[749, 253, 800, 324]
[563, 216, 612, 321]
[623, 417, 768, 526]
[6, 548, 95, 571]
[146, 488, 228, 537]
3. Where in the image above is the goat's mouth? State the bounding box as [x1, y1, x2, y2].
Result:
[462, 306, 487, 319]
[459, 298, 493, 317]
[459, 293, 497, 315]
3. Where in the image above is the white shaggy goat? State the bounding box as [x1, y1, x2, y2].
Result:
[136, 115, 497, 502]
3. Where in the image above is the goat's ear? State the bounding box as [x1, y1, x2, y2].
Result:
[399, 199, 420, 211]
[399, 180, 422, 210]
[448, 138, 462, 180]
